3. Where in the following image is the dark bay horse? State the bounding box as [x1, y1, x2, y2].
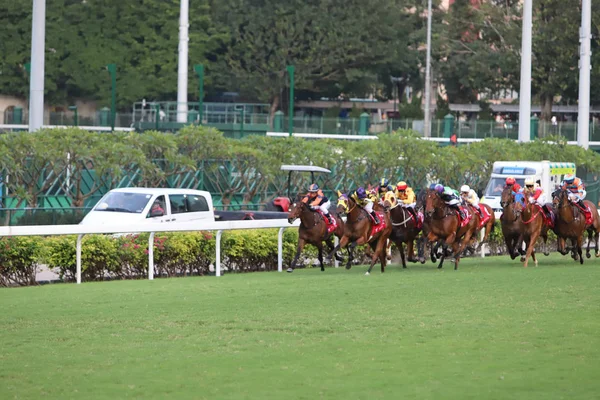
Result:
[328, 191, 392, 275]
[424, 190, 480, 269]
[384, 192, 421, 268]
[287, 200, 345, 272]
[416, 189, 446, 264]
[552, 189, 600, 261]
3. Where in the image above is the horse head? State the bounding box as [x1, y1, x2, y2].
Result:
[424, 190, 443, 218]
[287, 195, 306, 223]
[553, 188, 570, 209]
[500, 186, 514, 209]
[382, 191, 396, 210]
[336, 191, 351, 215]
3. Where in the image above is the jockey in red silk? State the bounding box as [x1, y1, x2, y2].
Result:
[302, 183, 334, 224]
[505, 176, 522, 194]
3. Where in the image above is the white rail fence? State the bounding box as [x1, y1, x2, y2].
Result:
[0, 219, 300, 284]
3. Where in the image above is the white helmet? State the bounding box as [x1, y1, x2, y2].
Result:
[524, 177, 535, 186]
[460, 185, 470, 193]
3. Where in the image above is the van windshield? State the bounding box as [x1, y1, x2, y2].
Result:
[93, 192, 152, 213]
[485, 178, 525, 197]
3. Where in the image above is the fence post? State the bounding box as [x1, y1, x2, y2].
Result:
[359, 113, 369, 135]
[216, 230, 223, 277]
[334, 236, 339, 268]
[278, 227, 285, 272]
[76, 234, 83, 284]
[148, 232, 155, 280]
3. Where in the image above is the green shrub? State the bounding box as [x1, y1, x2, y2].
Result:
[0, 236, 44, 287]
[45, 235, 119, 281]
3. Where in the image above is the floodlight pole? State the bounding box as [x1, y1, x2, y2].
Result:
[29, 0, 46, 132]
[517, 0, 533, 143]
[577, 0, 591, 149]
[423, 0, 433, 138]
[177, 0, 189, 123]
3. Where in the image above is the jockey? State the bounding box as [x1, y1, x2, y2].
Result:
[523, 177, 551, 217]
[351, 186, 380, 225]
[505, 176, 522, 194]
[302, 183, 334, 224]
[560, 173, 587, 209]
[395, 181, 417, 220]
[460, 184, 482, 217]
[377, 178, 394, 200]
[434, 184, 466, 219]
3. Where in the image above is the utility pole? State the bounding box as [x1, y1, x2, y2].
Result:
[577, 0, 591, 149]
[423, 0, 433, 138]
[29, 0, 46, 132]
[287, 65, 295, 136]
[517, 0, 533, 143]
[177, 0, 189, 123]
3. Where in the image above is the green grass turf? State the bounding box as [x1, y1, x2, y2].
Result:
[1, 254, 600, 400]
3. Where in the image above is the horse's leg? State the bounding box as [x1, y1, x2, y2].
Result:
[330, 235, 350, 259]
[386, 239, 393, 261]
[326, 236, 343, 262]
[523, 231, 541, 268]
[398, 242, 406, 269]
[406, 237, 418, 263]
[346, 241, 358, 270]
[595, 229, 600, 258]
[316, 242, 325, 272]
[578, 234, 584, 265]
[366, 237, 387, 275]
[379, 240, 388, 274]
[288, 238, 306, 273]
[585, 229, 593, 259]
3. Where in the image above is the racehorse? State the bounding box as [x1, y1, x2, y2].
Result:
[287, 199, 345, 272]
[423, 190, 480, 270]
[552, 188, 600, 261]
[499, 187, 525, 260]
[500, 186, 550, 260]
[328, 191, 392, 275]
[384, 191, 421, 268]
[416, 189, 446, 264]
[514, 192, 545, 267]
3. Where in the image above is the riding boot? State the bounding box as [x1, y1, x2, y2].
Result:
[370, 211, 381, 225]
[407, 207, 417, 221]
[578, 199, 586, 210]
[325, 213, 334, 225]
[453, 204, 466, 220]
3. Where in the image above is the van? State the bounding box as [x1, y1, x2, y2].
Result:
[80, 188, 215, 226]
[481, 161, 576, 212]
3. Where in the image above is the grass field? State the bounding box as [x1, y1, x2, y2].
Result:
[1, 254, 600, 400]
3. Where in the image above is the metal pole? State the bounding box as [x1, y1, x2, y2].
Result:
[107, 64, 116, 132]
[177, 0, 189, 123]
[577, 0, 591, 149]
[518, 0, 533, 143]
[194, 64, 204, 124]
[76, 234, 82, 284]
[423, 0, 433, 138]
[148, 232, 155, 280]
[29, 0, 46, 132]
[287, 65, 295, 136]
[216, 230, 222, 277]
[278, 227, 284, 272]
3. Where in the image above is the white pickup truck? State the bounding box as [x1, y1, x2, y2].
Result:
[79, 187, 288, 226]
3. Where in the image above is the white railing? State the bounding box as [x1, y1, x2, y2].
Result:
[0, 219, 300, 284]
[0, 124, 134, 132]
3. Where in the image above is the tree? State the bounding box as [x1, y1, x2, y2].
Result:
[212, 0, 409, 118]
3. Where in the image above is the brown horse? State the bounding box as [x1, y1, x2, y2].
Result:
[500, 187, 551, 260]
[424, 190, 480, 270]
[514, 193, 545, 267]
[328, 191, 392, 275]
[384, 192, 421, 268]
[287, 200, 345, 272]
[552, 189, 600, 261]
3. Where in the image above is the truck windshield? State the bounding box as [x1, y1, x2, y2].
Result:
[485, 178, 525, 197]
[93, 192, 152, 213]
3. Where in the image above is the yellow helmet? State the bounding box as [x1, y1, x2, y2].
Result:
[524, 177, 535, 186]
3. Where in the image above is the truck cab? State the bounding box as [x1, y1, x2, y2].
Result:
[481, 161, 576, 212]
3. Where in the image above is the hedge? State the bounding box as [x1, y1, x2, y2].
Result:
[0, 224, 566, 287]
